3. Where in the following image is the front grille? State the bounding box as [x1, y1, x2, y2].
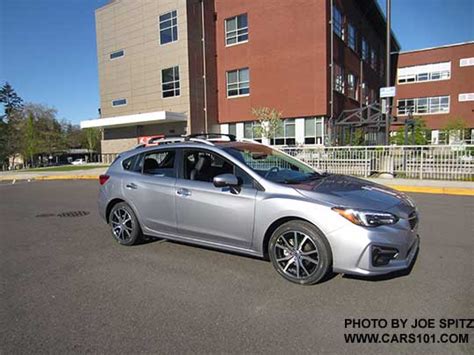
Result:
[408, 211, 418, 230]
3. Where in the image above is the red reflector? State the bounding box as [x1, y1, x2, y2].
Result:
[99, 174, 110, 185]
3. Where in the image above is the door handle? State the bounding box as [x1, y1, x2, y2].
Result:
[176, 188, 191, 197]
[125, 183, 137, 190]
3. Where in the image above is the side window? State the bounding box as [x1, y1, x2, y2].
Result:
[141, 150, 176, 177]
[122, 154, 140, 172]
[235, 166, 254, 188]
[183, 150, 232, 182]
[183, 149, 255, 188]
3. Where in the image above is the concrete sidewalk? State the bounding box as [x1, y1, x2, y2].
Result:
[1, 167, 473, 195]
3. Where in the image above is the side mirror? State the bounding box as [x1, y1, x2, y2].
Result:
[213, 173, 239, 188]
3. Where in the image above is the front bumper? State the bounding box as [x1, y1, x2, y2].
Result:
[328, 221, 420, 276]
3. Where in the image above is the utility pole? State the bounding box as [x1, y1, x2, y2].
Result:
[384, 0, 391, 144]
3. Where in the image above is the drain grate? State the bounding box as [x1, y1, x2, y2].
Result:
[35, 211, 90, 218]
[36, 213, 56, 218]
[57, 211, 90, 218]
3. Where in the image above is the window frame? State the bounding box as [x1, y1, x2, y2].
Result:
[370, 48, 377, 70]
[111, 98, 127, 107]
[361, 38, 369, 62]
[159, 10, 178, 46]
[226, 68, 250, 98]
[347, 73, 358, 100]
[304, 117, 323, 145]
[122, 154, 141, 173]
[225, 13, 248, 47]
[161, 65, 180, 98]
[333, 5, 344, 40]
[179, 148, 257, 189]
[348, 23, 357, 52]
[243, 121, 262, 142]
[271, 119, 296, 146]
[334, 63, 345, 94]
[139, 149, 178, 178]
[110, 50, 124, 60]
[397, 96, 450, 116]
[397, 62, 451, 84]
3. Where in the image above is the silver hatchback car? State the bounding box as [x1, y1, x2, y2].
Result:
[98, 134, 419, 285]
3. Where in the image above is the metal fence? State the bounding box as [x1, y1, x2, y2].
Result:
[280, 145, 474, 181]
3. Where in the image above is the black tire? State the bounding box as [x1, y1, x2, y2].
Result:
[109, 202, 142, 246]
[268, 220, 332, 285]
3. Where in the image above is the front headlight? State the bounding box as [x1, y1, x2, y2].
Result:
[332, 207, 399, 227]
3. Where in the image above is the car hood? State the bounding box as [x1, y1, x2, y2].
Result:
[292, 174, 416, 218]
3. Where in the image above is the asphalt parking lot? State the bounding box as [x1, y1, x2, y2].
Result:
[1, 180, 473, 354]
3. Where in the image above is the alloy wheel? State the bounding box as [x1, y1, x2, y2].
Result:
[274, 231, 320, 280]
[111, 207, 134, 243]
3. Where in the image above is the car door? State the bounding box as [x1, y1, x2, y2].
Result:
[122, 149, 177, 236]
[175, 148, 257, 249]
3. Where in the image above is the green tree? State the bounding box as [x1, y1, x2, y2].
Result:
[19, 104, 64, 164]
[22, 114, 39, 167]
[0, 82, 23, 169]
[251, 107, 282, 141]
[62, 122, 83, 149]
[443, 117, 466, 144]
[390, 117, 429, 145]
[0, 82, 23, 120]
[82, 128, 101, 161]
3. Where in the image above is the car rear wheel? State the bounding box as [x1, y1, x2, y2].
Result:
[269, 220, 332, 285]
[109, 202, 142, 246]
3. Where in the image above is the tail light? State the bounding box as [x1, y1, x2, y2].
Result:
[99, 174, 110, 185]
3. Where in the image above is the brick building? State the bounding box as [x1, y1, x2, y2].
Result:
[393, 41, 474, 144]
[80, 0, 398, 155]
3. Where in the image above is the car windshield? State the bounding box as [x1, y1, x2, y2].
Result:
[223, 144, 323, 184]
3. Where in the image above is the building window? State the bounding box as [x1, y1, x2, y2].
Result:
[225, 14, 248, 46]
[460, 57, 474, 67]
[271, 119, 295, 146]
[244, 121, 261, 142]
[347, 73, 358, 100]
[333, 6, 344, 39]
[228, 123, 237, 137]
[459, 93, 474, 102]
[370, 48, 377, 70]
[161, 66, 180, 98]
[159, 10, 178, 45]
[110, 50, 124, 60]
[397, 96, 450, 116]
[361, 82, 369, 105]
[348, 23, 356, 51]
[304, 117, 323, 144]
[361, 38, 368, 61]
[112, 98, 127, 107]
[334, 64, 344, 94]
[227, 68, 249, 97]
[397, 62, 451, 84]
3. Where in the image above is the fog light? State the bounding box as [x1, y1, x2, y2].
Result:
[372, 246, 399, 267]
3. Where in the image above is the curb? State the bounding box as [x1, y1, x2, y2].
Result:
[384, 185, 474, 196]
[1, 175, 473, 196]
[34, 175, 98, 181]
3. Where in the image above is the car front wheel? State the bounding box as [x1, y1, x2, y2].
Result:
[269, 220, 332, 285]
[109, 202, 142, 246]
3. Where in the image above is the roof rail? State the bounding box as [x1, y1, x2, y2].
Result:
[188, 138, 214, 146]
[186, 133, 236, 142]
[135, 132, 236, 148]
